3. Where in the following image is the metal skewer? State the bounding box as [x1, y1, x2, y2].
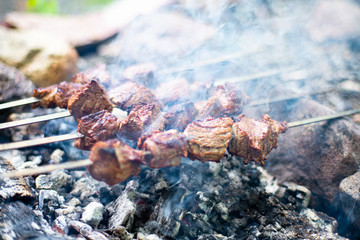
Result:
[0, 109, 359, 152]
[0, 87, 335, 130]
[0, 97, 40, 110]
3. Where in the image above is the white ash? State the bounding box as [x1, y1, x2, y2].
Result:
[50, 149, 65, 164]
[35, 170, 73, 192]
[81, 201, 104, 228]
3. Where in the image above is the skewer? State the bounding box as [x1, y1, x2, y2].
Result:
[0, 87, 335, 130]
[0, 109, 359, 152]
[2, 108, 360, 179]
[0, 66, 299, 111]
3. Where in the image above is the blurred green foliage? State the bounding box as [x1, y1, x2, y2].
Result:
[26, 0, 116, 14]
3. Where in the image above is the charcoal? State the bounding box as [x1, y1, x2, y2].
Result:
[68, 220, 109, 240]
[35, 170, 73, 193]
[52, 215, 69, 235]
[81, 202, 104, 228]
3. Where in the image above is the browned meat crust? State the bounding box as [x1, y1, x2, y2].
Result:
[75, 110, 121, 150]
[88, 139, 143, 186]
[184, 117, 234, 162]
[67, 78, 113, 122]
[54, 82, 82, 108]
[32, 85, 58, 108]
[195, 83, 249, 120]
[228, 114, 288, 165]
[118, 103, 164, 143]
[71, 63, 110, 85]
[164, 101, 198, 132]
[138, 130, 187, 169]
[108, 81, 162, 110]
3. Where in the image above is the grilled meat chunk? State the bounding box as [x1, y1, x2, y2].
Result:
[195, 83, 249, 119]
[155, 78, 190, 106]
[122, 63, 157, 87]
[72, 63, 111, 86]
[88, 139, 143, 185]
[68, 78, 113, 122]
[75, 110, 121, 150]
[228, 114, 288, 165]
[184, 117, 233, 162]
[118, 103, 164, 143]
[54, 82, 82, 108]
[138, 130, 187, 168]
[109, 81, 162, 110]
[32, 85, 58, 108]
[164, 101, 198, 131]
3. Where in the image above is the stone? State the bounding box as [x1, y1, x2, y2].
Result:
[0, 26, 78, 87]
[265, 99, 360, 208]
[81, 202, 104, 228]
[306, 0, 360, 42]
[107, 180, 138, 230]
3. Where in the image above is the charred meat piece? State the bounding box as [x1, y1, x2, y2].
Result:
[75, 110, 121, 150]
[109, 81, 162, 110]
[122, 63, 157, 88]
[88, 139, 144, 186]
[54, 82, 82, 108]
[68, 78, 113, 122]
[195, 83, 249, 119]
[32, 85, 58, 108]
[228, 114, 288, 165]
[118, 103, 164, 143]
[154, 78, 190, 106]
[138, 130, 187, 168]
[164, 101, 198, 132]
[184, 117, 234, 162]
[72, 63, 111, 86]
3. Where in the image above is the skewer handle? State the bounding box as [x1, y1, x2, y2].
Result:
[0, 132, 83, 151]
[288, 109, 360, 128]
[0, 159, 92, 179]
[0, 97, 40, 110]
[0, 111, 71, 130]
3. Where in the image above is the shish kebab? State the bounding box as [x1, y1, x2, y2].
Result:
[0, 67, 359, 186]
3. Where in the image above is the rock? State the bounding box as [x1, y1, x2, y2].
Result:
[3, 0, 171, 50]
[68, 220, 109, 240]
[35, 170, 73, 192]
[306, 0, 360, 42]
[107, 180, 138, 230]
[337, 171, 360, 238]
[0, 62, 34, 102]
[265, 99, 360, 208]
[0, 26, 78, 87]
[81, 202, 104, 228]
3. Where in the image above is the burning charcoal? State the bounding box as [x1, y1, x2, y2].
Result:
[122, 63, 158, 88]
[88, 139, 143, 186]
[35, 170, 73, 193]
[81, 202, 104, 228]
[54, 82, 82, 108]
[164, 101, 198, 132]
[0, 157, 35, 201]
[118, 103, 164, 144]
[138, 130, 187, 169]
[75, 110, 121, 150]
[67, 78, 113, 122]
[229, 114, 288, 165]
[154, 78, 191, 106]
[38, 190, 64, 210]
[0, 202, 61, 239]
[184, 117, 233, 162]
[52, 215, 69, 235]
[68, 220, 109, 240]
[72, 63, 111, 86]
[107, 181, 139, 230]
[109, 80, 162, 110]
